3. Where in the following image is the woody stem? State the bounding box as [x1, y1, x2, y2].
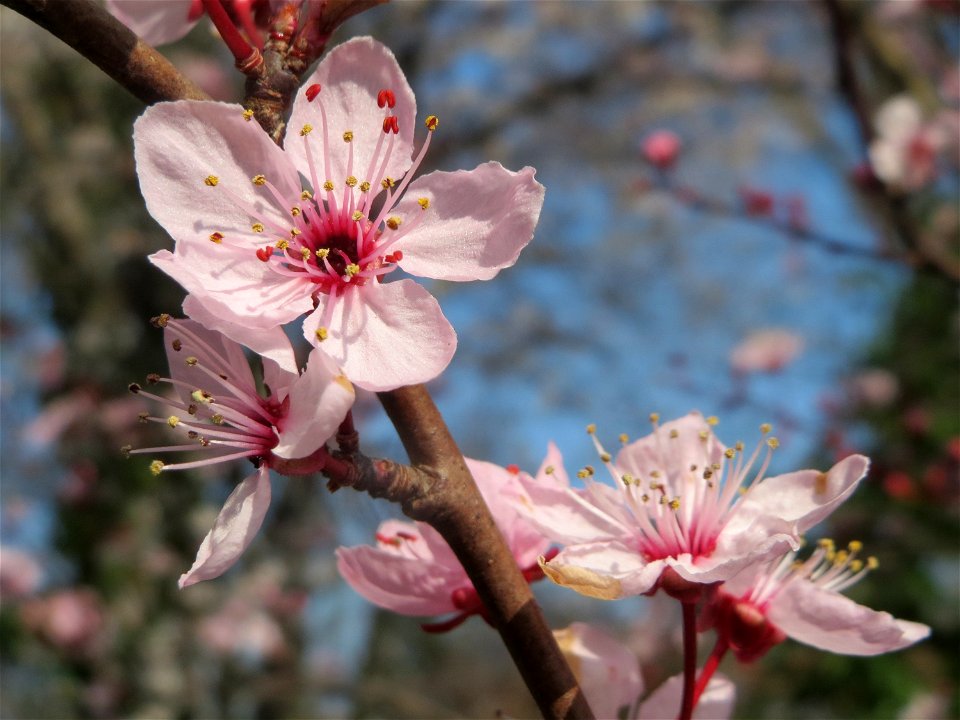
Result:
[678, 600, 698, 720]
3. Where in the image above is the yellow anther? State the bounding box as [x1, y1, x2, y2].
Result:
[735, 441, 744, 452]
[211, 414, 224, 424]
[618, 433, 629, 444]
[242, 109, 254, 121]
[185, 356, 198, 366]
[766, 437, 780, 449]
[290, 227, 301, 236]
[204, 175, 219, 186]
[315, 327, 328, 342]
[386, 217, 401, 230]
[621, 473, 634, 485]
[275, 239, 289, 250]
[544, 465, 555, 475]
[167, 415, 181, 428]
[698, 430, 709, 441]
[323, 180, 334, 191]
[425, 115, 439, 131]
[300, 247, 311, 260]
[650, 470, 661, 478]
[345, 263, 361, 277]
[209, 232, 224, 244]
[649, 412, 660, 424]
[252, 222, 265, 233]
[706, 416, 719, 426]
[689, 464, 698, 472]
[834, 550, 849, 565]
[418, 197, 430, 210]
[191, 389, 213, 404]
[724, 448, 736, 459]
[359, 181, 371, 192]
[848, 540, 863, 553]
[291, 207, 301, 216]
[352, 211, 364, 222]
[300, 123, 313, 136]
[301, 190, 313, 200]
[669, 429, 679, 439]
[343, 131, 354, 142]
[760, 423, 772, 434]
[599, 452, 611, 463]
[381, 177, 396, 189]
[850, 560, 863, 573]
[703, 469, 714, 480]
[669, 498, 681, 510]
[586, 423, 596, 434]
[316, 248, 330, 259]
[641, 494, 650, 503]
[866, 557, 879, 570]
[346, 176, 358, 187]
[818, 538, 835, 550]
[150, 460, 165, 475]
[252, 174, 266, 186]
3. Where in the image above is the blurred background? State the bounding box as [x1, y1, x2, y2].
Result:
[1, 1, 957, 717]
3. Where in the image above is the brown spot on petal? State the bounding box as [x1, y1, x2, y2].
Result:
[539, 557, 623, 600]
[814, 472, 828, 495]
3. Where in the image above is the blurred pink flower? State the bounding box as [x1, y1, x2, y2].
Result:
[136, 37, 544, 390]
[0, 546, 43, 599]
[707, 539, 930, 660]
[515, 414, 868, 600]
[845, 368, 899, 408]
[729, 328, 804, 374]
[868, 94, 948, 191]
[106, 0, 279, 47]
[642, 130, 682, 170]
[198, 598, 287, 661]
[128, 317, 354, 587]
[21, 588, 105, 655]
[555, 622, 735, 720]
[336, 458, 553, 631]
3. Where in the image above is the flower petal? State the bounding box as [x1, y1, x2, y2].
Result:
[515, 472, 629, 545]
[335, 543, 466, 616]
[616, 412, 727, 482]
[287, 37, 416, 193]
[638, 672, 735, 720]
[178, 466, 271, 588]
[106, 0, 196, 46]
[272, 349, 354, 460]
[181, 294, 299, 375]
[543, 542, 658, 598]
[768, 579, 931, 656]
[135, 100, 301, 247]
[303, 279, 456, 391]
[395, 163, 545, 281]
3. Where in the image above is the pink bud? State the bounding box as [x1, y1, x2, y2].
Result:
[642, 130, 682, 170]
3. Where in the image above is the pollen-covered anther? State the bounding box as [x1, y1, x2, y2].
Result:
[242, 109, 254, 121]
[724, 448, 736, 459]
[300, 247, 311, 260]
[256, 246, 274, 262]
[191, 389, 213, 404]
[649, 412, 660, 424]
[760, 423, 772, 434]
[345, 263, 361, 277]
[377, 89, 396, 108]
[343, 131, 354, 143]
[185, 356, 199, 366]
[345, 176, 358, 188]
[766, 437, 780, 449]
[187, 404, 197, 415]
[322, 180, 334, 191]
[275, 239, 290, 251]
[586, 423, 597, 434]
[669, 498, 681, 510]
[386, 217, 401, 230]
[544, 465, 555, 475]
[252, 174, 267, 186]
[600, 452, 612, 463]
[291, 207, 301, 216]
[706, 416, 719, 426]
[300, 124, 313, 136]
[305, 83, 321, 102]
[351, 211, 364, 222]
[382, 116, 399, 134]
[290, 227, 301, 236]
[315, 326, 329, 342]
[150, 313, 171, 328]
[252, 222, 265, 233]
[150, 460, 165, 475]
[621, 473, 635, 485]
[425, 115, 439, 131]
[209, 231, 224, 243]
[669, 429, 679, 439]
[301, 190, 313, 200]
[167, 415, 181, 428]
[204, 175, 219, 187]
[619, 433, 629, 445]
[359, 181, 371, 192]
[381, 177, 395, 189]
[171, 339, 182, 352]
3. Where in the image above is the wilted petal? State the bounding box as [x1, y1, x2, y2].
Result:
[179, 466, 272, 588]
[544, 542, 656, 599]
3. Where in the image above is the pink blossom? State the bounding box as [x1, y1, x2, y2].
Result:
[868, 94, 946, 191]
[198, 598, 287, 661]
[642, 130, 682, 170]
[515, 414, 868, 600]
[555, 622, 735, 720]
[707, 539, 930, 660]
[729, 328, 804, 374]
[127, 317, 354, 587]
[336, 458, 552, 631]
[21, 588, 105, 655]
[0, 546, 43, 599]
[135, 37, 545, 391]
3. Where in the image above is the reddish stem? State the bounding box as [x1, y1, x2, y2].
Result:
[692, 637, 729, 706]
[232, 0, 265, 50]
[202, 0, 261, 72]
[677, 600, 698, 720]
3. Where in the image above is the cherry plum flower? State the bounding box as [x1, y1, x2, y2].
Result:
[555, 622, 735, 720]
[642, 130, 682, 170]
[135, 37, 545, 390]
[127, 317, 354, 587]
[868, 94, 949, 192]
[704, 539, 930, 662]
[729, 328, 803, 375]
[514, 414, 868, 600]
[336, 459, 552, 632]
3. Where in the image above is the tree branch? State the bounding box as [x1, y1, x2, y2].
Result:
[1, 0, 209, 104]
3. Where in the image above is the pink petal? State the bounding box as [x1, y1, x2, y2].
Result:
[106, 0, 196, 46]
[272, 349, 354, 460]
[638, 673, 735, 720]
[515, 474, 629, 545]
[287, 37, 416, 193]
[737, 454, 869, 533]
[395, 163, 545, 281]
[135, 101, 302, 247]
[554, 622, 644, 720]
[544, 542, 658, 598]
[179, 466, 271, 588]
[335, 544, 466, 616]
[536, 442, 571, 487]
[616, 412, 727, 481]
[303, 279, 456, 391]
[163, 318, 257, 408]
[768, 580, 930, 655]
[182, 295, 299, 375]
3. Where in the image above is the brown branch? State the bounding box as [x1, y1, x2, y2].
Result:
[1, 0, 209, 104]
